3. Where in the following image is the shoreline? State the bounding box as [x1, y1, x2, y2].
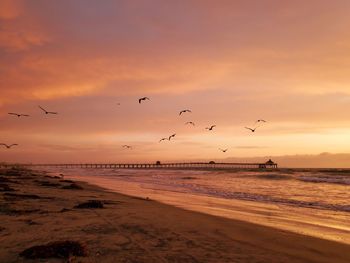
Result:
[1, 167, 350, 262]
[61, 168, 350, 245]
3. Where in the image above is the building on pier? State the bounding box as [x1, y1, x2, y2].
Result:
[259, 159, 278, 169]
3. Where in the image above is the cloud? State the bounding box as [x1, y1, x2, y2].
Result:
[0, 0, 22, 20]
[1, 1, 350, 103]
[0, 27, 49, 51]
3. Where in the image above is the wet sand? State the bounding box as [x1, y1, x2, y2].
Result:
[1, 167, 350, 263]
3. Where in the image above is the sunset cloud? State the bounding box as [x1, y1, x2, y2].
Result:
[0, 0, 22, 20]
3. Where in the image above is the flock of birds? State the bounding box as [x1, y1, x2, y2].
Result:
[2, 98, 267, 153]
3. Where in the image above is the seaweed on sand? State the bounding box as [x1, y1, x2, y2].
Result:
[62, 183, 83, 190]
[0, 204, 42, 215]
[0, 183, 15, 192]
[35, 180, 61, 187]
[4, 193, 44, 200]
[60, 179, 74, 183]
[74, 200, 104, 209]
[20, 241, 87, 259]
[181, 176, 197, 180]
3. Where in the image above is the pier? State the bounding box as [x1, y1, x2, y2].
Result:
[1, 160, 278, 170]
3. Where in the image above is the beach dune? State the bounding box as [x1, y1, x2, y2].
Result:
[1, 167, 349, 262]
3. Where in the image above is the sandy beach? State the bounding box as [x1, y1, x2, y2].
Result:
[1, 167, 350, 263]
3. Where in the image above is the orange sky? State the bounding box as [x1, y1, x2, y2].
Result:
[1, 0, 350, 166]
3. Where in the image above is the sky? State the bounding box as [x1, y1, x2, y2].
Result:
[1, 0, 350, 166]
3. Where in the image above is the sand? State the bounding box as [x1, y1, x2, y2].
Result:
[1, 167, 349, 263]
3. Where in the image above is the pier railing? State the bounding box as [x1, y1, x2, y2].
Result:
[1, 162, 278, 169]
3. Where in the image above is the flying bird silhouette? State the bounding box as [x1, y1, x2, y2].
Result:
[159, 138, 169, 143]
[168, 134, 176, 140]
[0, 143, 18, 149]
[138, 97, 150, 104]
[255, 119, 267, 124]
[206, 125, 216, 131]
[38, 106, 58, 115]
[122, 145, 132, 149]
[8, 113, 30, 117]
[245, 127, 258, 132]
[179, 109, 191, 115]
[219, 148, 228, 152]
[185, 122, 195, 126]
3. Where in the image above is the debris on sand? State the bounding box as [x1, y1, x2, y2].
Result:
[24, 219, 41, 225]
[44, 175, 61, 179]
[0, 177, 18, 184]
[20, 241, 87, 259]
[60, 179, 74, 183]
[0, 176, 11, 182]
[132, 196, 152, 201]
[4, 193, 44, 200]
[36, 180, 61, 187]
[62, 183, 83, 190]
[74, 200, 104, 209]
[0, 205, 42, 215]
[0, 183, 15, 192]
[4, 168, 22, 176]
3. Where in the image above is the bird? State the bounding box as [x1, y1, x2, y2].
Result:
[159, 138, 169, 143]
[116, 103, 121, 106]
[8, 113, 30, 117]
[168, 134, 176, 140]
[185, 122, 195, 126]
[122, 145, 132, 149]
[219, 148, 228, 152]
[138, 97, 150, 104]
[255, 119, 267, 124]
[0, 143, 18, 149]
[206, 125, 216, 131]
[245, 127, 258, 132]
[179, 109, 191, 115]
[38, 106, 58, 115]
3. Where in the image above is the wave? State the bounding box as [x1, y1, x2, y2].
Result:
[297, 175, 350, 185]
[255, 174, 292, 180]
[318, 169, 350, 175]
[181, 185, 350, 213]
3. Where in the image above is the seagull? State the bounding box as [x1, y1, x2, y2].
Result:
[219, 148, 228, 153]
[206, 125, 216, 131]
[0, 143, 18, 149]
[179, 109, 191, 115]
[185, 122, 195, 126]
[8, 113, 30, 117]
[122, 145, 132, 149]
[168, 134, 176, 140]
[255, 119, 267, 124]
[159, 138, 169, 143]
[245, 127, 258, 132]
[38, 106, 58, 115]
[138, 97, 150, 104]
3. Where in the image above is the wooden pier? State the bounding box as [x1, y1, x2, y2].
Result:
[1, 160, 278, 170]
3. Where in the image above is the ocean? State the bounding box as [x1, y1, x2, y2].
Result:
[45, 167, 350, 244]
